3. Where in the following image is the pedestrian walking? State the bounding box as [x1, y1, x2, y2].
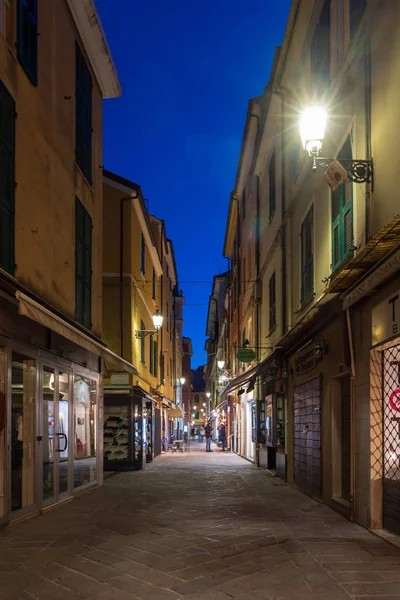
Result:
[204, 422, 212, 452]
[218, 422, 227, 452]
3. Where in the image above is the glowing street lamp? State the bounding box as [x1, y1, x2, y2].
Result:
[217, 360, 225, 370]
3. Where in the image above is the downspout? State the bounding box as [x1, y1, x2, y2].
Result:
[281, 97, 287, 337]
[255, 175, 261, 364]
[365, 36, 372, 241]
[160, 221, 165, 389]
[346, 307, 356, 522]
[120, 193, 138, 359]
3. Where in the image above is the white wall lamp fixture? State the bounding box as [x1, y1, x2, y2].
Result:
[135, 309, 164, 338]
[299, 106, 373, 185]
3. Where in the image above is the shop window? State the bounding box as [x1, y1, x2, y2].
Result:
[75, 42, 92, 184]
[58, 372, 69, 495]
[269, 151, 276, 221]
[301, 205, 314, 305]
[269, 271, 276, 331]
[0, 80, 15, 276]
[75, 198, 92, 329]
[350, 0, 366, 38]
[17, 0, 37, 85]
[332, 137, 353, 271]
[73, 376, 97, 489]
[310, 0, 331, 95]
[11, 352, 36, 511]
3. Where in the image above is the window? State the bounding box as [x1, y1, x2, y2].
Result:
[140, 234, 146, 275]
[269, 151, 276, 220]
[0, 80, 15, 275]
[75, 43, 92, 184]
[350, 0, 366, 38]
[332, 137, 353, 271]
[269, 272, 276, 331]
[242, 188, 246, 220]
[152, 267, 156, 300]
[75, 198, 92, 329]
[301, 205, 314, 305]
[17, 0, 38, 85]
[140, 320, 145, 363]
[310, 0, 331, 93]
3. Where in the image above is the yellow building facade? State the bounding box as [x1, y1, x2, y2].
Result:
[0, 0, 121, 526]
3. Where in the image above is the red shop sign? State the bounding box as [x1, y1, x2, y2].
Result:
[389, 389, 400, 412]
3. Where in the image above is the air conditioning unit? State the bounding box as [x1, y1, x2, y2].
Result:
[324, 160, 348, 191]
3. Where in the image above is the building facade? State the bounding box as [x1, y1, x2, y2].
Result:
[209, 0, 400, 538]
[0, 0, 122, 526]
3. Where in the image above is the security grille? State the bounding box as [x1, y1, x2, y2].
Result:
[383, 344, 400, 535]
[293, 377, 321, 499]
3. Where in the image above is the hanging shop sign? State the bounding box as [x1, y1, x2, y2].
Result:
[372, 290, 400, 345]
[236, 348, 256, 363]
[295, 348, 317, 374]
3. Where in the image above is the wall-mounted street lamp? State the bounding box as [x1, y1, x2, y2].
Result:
[135, 310, 164, 339]
[313, 335, 328, 361]
[206, 392, 211, 399]
[178, 377, 185, 385]
[217, 360, 225, 370]
[299, 106, 373, 184]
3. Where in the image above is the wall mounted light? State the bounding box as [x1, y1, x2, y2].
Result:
[206, 392, 211, 399]
[300, 106, 373, 184]
[135, 310, 164, 338]
[313, 335, 328, 361]
[217, 360, 225, 370]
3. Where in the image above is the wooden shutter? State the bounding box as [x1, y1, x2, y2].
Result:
[269, 272, 276, 330]
[331, 138, 353, 270]
[149, 336, 153, 374]
[17, 0, 38, 84]
[0, 81, 15, 275]
[75, 199, 92, 329]
[154, 340, 158, 378]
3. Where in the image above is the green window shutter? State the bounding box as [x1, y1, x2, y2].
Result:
[160, 354, 164, 382]
[0, 81, 15, 276]
[75, 199, 92, 329]
[269, 272, 276, 330]
[331, 176, 353, 270]
[149, 335, 153, 374]
[154, 340, 158, 378]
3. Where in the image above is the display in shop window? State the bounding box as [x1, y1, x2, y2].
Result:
[276, 394, 285, 447]
[256, 400, 266, 444]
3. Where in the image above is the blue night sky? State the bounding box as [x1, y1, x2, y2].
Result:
[96, 0, 292, 368]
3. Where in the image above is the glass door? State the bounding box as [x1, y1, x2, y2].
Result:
[42, 367, 55, 503]
[42, 368, 71, 505]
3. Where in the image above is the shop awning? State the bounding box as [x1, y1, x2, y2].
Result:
[16, 291, 137, 375]
[168, 405, 184, 418]
[219, 364, 258, 400]
[328, 214, 400, 294]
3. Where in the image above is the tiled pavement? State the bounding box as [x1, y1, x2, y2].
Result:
[1, 447, 400, 600]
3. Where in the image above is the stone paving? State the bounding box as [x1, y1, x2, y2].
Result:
[1, 446, 400, 600]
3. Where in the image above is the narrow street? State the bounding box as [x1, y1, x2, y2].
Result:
[1, 449, 400, 600]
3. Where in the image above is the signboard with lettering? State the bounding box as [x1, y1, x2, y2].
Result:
[372, 290, 400, 345]
[236, 348, 256, 363]
[295, 349, 317, 375]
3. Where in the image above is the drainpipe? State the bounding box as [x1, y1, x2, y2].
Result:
[346, 307, 356, 522]
[365, 37, 372, 241]
[280, 97, 287, 338]
[255, 175, 261, 364]
[120, 193, 138, 359]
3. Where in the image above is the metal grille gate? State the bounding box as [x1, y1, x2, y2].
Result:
[383, 344, 400, 535]
[293, 377, 322, 499]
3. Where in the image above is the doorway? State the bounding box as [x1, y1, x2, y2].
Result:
[42, 368, 71, 506]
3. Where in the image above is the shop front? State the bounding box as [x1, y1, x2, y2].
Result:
[0, 294, 109, 527]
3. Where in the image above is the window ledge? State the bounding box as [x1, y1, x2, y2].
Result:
[296, 293, 316, 315]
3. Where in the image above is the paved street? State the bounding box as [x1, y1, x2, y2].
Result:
[1, 447, 400, 600]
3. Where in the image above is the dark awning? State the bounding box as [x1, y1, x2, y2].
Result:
[328, 214, 400, 293]
[219, 364, 258, 400]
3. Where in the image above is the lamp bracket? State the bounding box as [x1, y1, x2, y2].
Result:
[315, 157, 373, 184]
[135, 330, 157, 339]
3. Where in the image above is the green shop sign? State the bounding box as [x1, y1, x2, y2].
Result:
[236, 348, 256, 363]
